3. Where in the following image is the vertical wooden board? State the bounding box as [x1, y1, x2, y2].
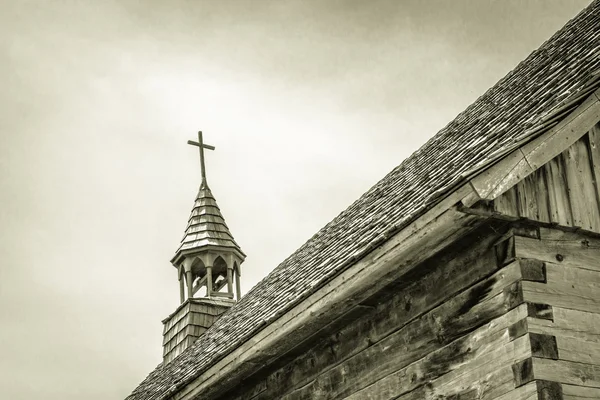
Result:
[534, 168, 552, 223]
[562, 144, 584, 228]
[517, 176, 539, 221]
[588, 124, 600, 217]
[563, 138, 600, 231]
[544, 156, 574, 226]
[495, 186, 520, 218]
[579, 136, 600, 231]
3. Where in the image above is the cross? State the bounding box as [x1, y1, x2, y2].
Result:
[187, 131, 215, 184]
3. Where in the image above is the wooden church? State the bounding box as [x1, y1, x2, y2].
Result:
[128, 2, 600, 399]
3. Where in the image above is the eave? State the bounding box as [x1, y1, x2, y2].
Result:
[166, 88, 600, 400]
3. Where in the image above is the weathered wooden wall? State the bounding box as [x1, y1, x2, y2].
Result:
[213, 223, 594, 400]
[208, 120, 600, 399]
[492, 124, 600, 234]
[212, 224, 600, 400]
[510, 227, 600, 399]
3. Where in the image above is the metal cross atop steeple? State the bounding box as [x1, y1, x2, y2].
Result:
[187, 131, 215, 184]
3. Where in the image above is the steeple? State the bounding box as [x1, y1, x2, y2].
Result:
[162, 131, 245, 363]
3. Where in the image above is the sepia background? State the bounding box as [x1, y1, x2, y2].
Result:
[0, 0, 592, 398]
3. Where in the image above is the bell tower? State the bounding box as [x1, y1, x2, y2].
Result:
[162, 131, 246, 363]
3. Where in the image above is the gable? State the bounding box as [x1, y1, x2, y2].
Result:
[472, 120, 600, 234]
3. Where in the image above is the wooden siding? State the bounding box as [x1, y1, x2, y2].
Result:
[218, 225, 538, 400]
[491, 124, 600, 233]
[213, 224, 600, 400]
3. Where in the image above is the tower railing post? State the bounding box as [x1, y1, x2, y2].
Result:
[206, 265, 213, 296]
[227, 266, 234, 296]
[179, 267, 185, 303]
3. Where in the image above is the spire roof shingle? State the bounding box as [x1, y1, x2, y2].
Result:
[172, 181, 245, 264]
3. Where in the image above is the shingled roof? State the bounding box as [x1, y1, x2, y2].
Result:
[128, 2, 600, 399]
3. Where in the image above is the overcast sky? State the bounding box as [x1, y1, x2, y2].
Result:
[0, 1, 592, 399]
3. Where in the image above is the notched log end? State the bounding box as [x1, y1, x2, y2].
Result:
[536, 380, 563, 400]
[503, 281, 524, 310]
[520, 259, 547, 283]
[512, 358, 534, 387]
[530, 333, 558, 360]
[508, 319, 528, 340]
[527, 303, 554, 321]
[495, 236, 516, 267]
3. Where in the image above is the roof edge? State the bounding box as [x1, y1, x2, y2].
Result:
[469, 87, 600, 201]
[166, 88, 600, 399]
[169, 182, 485, 400]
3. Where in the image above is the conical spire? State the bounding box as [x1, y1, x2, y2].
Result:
[172, 180, 245, 263]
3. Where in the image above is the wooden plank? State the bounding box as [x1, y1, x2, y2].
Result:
[512, 169, 552, 223]
[538, 227, 598, 242]
[545, 263, 600, 288]
[471, 148, 534, 200]
[343, 305, 530, 400]
[579, 135, 600, 232]
[520, 262, 600, 315]
[553, 306, 600, 337]
[279, 262, 526, 400]
[494, 186, 520, 217]
[588, 124, 600, 213]
[173, 183, 484, 400]
[514, 235, 600, 272]
[534, 168, 552, 224]
[563, 137, 600, 231]
[557, 336, 600, 365]
[544, 156, 574, 226]
[533, 357, 600, 388]
[230, 227, 509, 400]
[493, 381, 538, 400]
[517, 177, 539, 221]
[563, 384, 600, 399]
[522, 280, 600, 314]
[527, 307, 600, 343]
[389, 364, 523, 400]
